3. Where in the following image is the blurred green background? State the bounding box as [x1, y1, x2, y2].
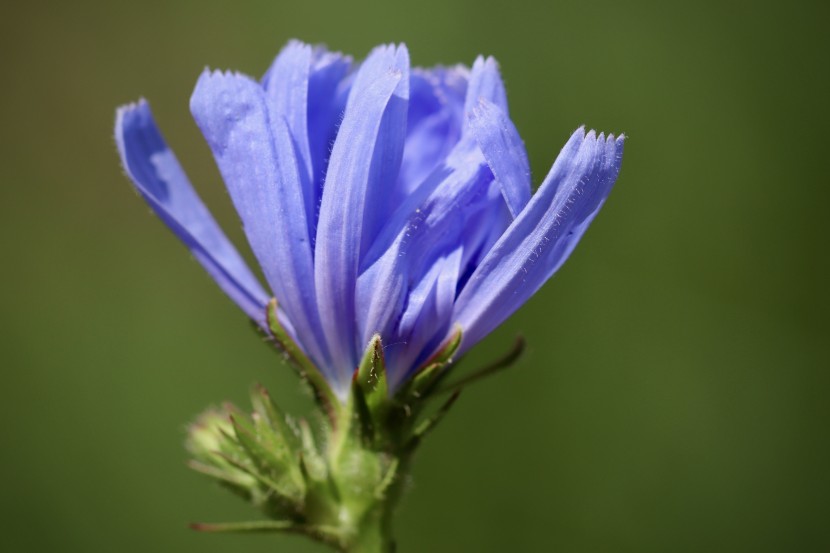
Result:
[2, 0, 828, 551]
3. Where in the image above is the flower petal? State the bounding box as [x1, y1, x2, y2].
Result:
[306, 48, 352, 206]
[361, 45, 410, 253]
[262, 41, 316, 227]
[356, 138, 492, 352]
[314, 44, 408, 388]
[114, 100, 270, 325]
[264, 42, 353, 242]
[453, 129, 624, 353]
[469, 98, 531, 218]
[396, 67, 467, 200]
[463, 56, 509, 129]
[388, 246, 463, 388]
[456, 180, 512, 290]
[190, 70, 331, 370]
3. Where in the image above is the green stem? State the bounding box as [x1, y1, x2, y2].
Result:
[348, 452, 411, 553]
[344, 504, 395, 553]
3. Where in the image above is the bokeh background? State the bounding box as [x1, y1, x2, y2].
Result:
[2, 0, 828, 551]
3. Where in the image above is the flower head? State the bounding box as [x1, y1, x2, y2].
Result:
[116, 41, 623, 399]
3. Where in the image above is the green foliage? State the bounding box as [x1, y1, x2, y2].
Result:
[186, 325, 522, 552]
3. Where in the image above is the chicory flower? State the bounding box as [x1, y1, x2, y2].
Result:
[116, 40, 625, 551]
[115, 40, 623, 399]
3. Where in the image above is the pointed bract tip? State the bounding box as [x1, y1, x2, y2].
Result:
[189, 522, 210, 532]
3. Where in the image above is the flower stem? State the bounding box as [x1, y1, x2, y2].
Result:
[344, 504, 395, 553]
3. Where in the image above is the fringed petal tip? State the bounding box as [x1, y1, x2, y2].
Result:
[267, 39, 353, 72]
[194, 67, 257, 90]
[115, 97, 148, 121]
[451, 121, 625, 355]
[472, 54, 500, 71]
[115, 99, 172, 202]
[115, 98, 153, 148]
[573, 124, 626, 145]
[464, 55, 508, 126]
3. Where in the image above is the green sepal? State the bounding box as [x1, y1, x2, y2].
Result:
[349, 334, 391, 445]
[250, 384, 288, 434]
[350, 377, 375, 445]
[249, 384, 301, 454]
[400, 325, 463, 401]
[229, 414, 305, 503]
[190, 520, 298, 533]
[297, 418, 327, 483]
[186, 324, 527, 553]
[211, 450, 299, 514]
[185, 406, 258, 487]
[435, 335, 526, 394]
[296, 418, 344, 529]
[190, 520, 345, 549]
[187, 459, 254, 491]
[355, 334, 388, 417]
[408, 390, 462, 450]
[421, 324, 463, 368]
[266, 298, 339, 422]
[229, 414, 283, 470]
[186, 405, 287, 510]
[373, 457, 400, 500]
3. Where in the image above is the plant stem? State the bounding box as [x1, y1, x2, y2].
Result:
[338, 445, 411, 553]
[344, 504, 395, 553]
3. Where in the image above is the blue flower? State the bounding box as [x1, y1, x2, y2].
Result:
[116, 41, 623, 398]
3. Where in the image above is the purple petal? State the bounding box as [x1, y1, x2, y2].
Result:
[189, 70, 331, 371]
[456, 180, 512, 290]
[361, 45, 410, 254]
[114, 100, 270, 326]
[453, 129, 625, 353]
[388, 246, 463, 387]
[314, 44, 408, 388]
[469, 98, 531, 218]
[264, 42, 353, 242]
[463, 56, 509, 130]
[262, 41, 316, 228]
[356, 138, 492, 351]
[306, 48, 352, 208]
[396, 67, 467, 199]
